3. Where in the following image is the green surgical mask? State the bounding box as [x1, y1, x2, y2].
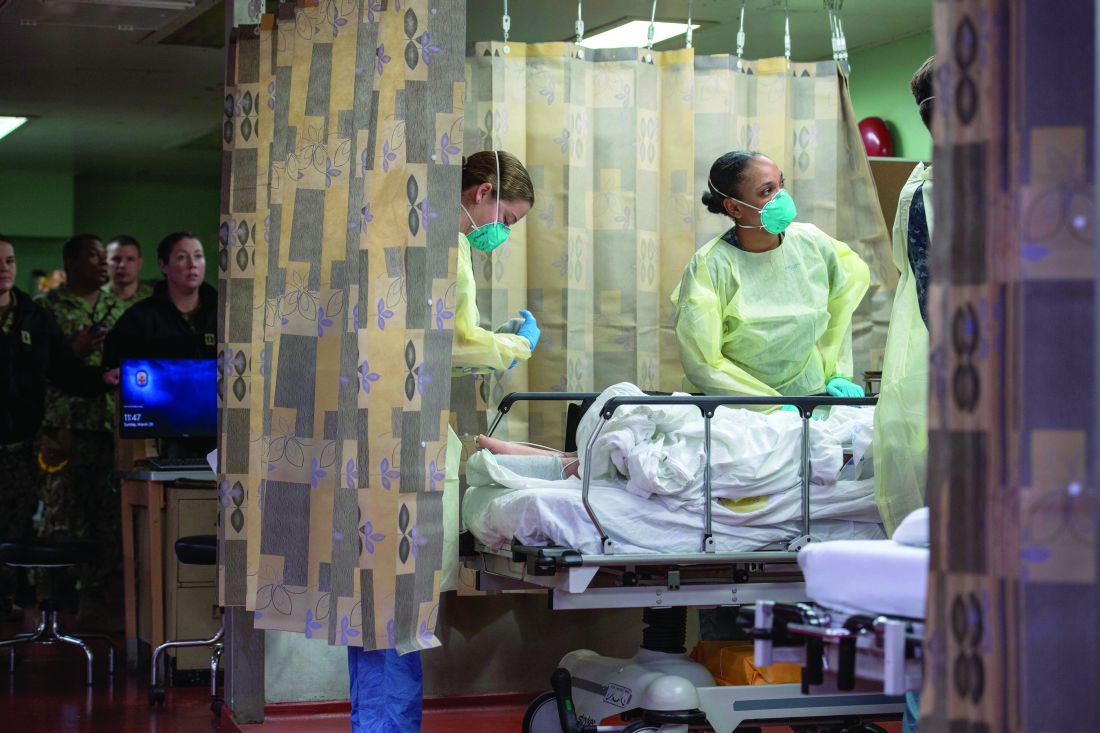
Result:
[462, 150, 511, 253]
[711, 178, 798, 235]
[462, 204, 510, 253]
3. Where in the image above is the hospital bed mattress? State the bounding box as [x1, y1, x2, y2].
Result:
[797, 540, 928, 619]
[463, 483, 886, 556]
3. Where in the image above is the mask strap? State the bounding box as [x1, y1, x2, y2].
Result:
[460, 203, 478, 233]
[709, 176, 763, 212]
[710, 175, 772, 229]
[918, 96, 935, 107]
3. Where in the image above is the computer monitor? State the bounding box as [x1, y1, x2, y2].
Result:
[119, 359, 217, 439]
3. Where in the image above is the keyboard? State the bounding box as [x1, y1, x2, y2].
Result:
[138, 456, 212, 471]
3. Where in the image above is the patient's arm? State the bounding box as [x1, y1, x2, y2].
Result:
[476, 434, 575, 458]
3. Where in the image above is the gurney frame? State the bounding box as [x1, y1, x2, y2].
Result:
[463, 392, 901, 733]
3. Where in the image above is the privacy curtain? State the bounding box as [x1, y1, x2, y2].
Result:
[923, 0, 1098, 729]
[217, 0, 467, 653]
[462, 43, 892, 447]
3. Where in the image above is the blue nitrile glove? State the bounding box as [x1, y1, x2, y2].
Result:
[517, 309, 540, 352]
[826, 376, 865, 399]
[508, 359, 518, 369]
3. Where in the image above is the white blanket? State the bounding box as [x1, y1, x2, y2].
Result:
[798, 539, 929, 618]
[463, 383, 883, 553]
[573, 383, 875, 511]
[463, 482, 885, 555]
[467, 449, 882, 529]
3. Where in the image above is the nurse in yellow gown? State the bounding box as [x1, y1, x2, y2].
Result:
[672, 151, 870, 401]
[874, 57, 936, 538]
[440, 150, 539, 593]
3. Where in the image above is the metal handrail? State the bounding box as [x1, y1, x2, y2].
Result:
[487, 392, 877, 555]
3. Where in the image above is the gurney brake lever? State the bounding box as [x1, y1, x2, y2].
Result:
[551, 668, 597, 733]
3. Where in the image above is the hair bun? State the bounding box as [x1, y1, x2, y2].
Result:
[701, 190, 724, 214]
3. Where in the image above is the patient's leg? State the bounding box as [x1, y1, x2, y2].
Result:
[474, 435, 582, 480]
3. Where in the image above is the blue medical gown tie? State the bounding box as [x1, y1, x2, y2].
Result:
[348, 647, 423, 732]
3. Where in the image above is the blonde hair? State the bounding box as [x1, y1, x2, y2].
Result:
[461, 150, 534, 205]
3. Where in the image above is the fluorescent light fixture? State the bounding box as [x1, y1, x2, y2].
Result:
[0, 117, 28, 141]
[45, 0, 197, 11]
[579, 20, 699, 49]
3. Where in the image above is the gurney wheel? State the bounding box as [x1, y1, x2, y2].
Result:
[522, 691, 564, 733]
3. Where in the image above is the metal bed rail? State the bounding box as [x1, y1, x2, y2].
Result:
[486, 391, 877, 556]
[739, 601, 924, 696]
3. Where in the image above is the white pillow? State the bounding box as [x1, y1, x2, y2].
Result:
[892, 506, 929, 547]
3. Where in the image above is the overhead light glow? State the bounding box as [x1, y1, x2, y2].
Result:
[0, 117, 28, 141]
[44, 0, 197, 11]
[579, 20, 699, 49]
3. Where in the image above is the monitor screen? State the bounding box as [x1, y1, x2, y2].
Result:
[119, 359, 217, 439]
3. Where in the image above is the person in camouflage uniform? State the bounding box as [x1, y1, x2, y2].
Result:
[36, 234, 124, 626]
[105, 235, 154, 308]
[0, 235, 113, 619]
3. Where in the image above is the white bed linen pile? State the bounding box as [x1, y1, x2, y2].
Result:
[462, 383, 885, 554]
[573, 383, 874, 512]
[462, 481, 885, 555]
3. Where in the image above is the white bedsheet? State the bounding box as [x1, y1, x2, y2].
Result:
[573, 382, 875, 511]
[463, 482, 886, 555]
[798, 540, 929, 619]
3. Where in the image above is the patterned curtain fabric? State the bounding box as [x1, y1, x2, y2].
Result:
[217, 0, 466, 653]
[924, 0, 1098, 728]
[463, 44, 892, 447]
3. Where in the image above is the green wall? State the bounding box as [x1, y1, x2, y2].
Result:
[2, 170, 220, 293]
[847, 31, 934, 160]
[74, 178, 221, 284]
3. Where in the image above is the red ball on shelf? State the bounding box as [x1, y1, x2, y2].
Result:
[858, 116, 895, 157]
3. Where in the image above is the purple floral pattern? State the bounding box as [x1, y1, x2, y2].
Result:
[380, 457, 400, 490]
[340, 616, 360, 646]
[376, 43, 392, 76]
[359, 520, 385, 555]
[358, 361, 381, 392]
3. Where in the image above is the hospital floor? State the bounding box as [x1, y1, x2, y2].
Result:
[0, 643, 528, 733]
[0, 619, 899, 732]
[0, 609, 527, 733]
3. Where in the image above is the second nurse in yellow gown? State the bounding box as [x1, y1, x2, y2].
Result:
[440, 150, 539, 592]
[672, 151, 870, 401]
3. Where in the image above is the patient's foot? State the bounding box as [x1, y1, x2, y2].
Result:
[476, 434, 560, 457]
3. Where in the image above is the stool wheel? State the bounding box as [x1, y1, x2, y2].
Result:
[149, 687, 166, 706]
[211, 697, 225, 716]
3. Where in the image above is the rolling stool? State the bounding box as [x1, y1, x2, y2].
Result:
[0, 539, 117, 685]
[149, 534, 224, 714]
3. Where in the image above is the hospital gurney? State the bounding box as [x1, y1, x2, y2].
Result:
[461, 392, 905, 732]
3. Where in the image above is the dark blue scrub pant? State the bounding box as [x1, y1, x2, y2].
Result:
[348, 647, 423, 732]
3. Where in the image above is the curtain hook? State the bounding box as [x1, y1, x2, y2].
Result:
[501, 0, 511, 54]
[837, 3, 850, 74]
[736, 0, 746, 71]
[825, 1, 839, 64]
[784, 0, 792, 70]
[644, 0, 658, 63]
[827, 0, 850, 74]
[575, 0, 585, 59]
[686, 0, 694, 49]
